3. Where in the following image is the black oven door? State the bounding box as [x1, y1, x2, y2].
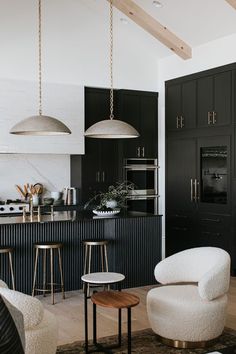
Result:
[127, 196, 158, 214]
[126, 169, 156, 195]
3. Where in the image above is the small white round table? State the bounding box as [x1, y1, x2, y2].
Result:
[81, 272, 125, 353]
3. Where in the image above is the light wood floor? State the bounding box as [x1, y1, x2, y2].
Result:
[40, 278, 236, 346]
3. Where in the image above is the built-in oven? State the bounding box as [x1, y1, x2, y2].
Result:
[123, 158, 159, 214]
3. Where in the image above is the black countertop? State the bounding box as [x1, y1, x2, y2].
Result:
[0, 210, 162, 225]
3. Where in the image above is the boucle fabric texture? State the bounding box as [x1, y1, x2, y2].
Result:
[0, 294, 24, 354]
[148, 247, 230, 342]
[154, 247, 230, 300]
[0, 279, 58, 354]
[0, 287, 44, 330]
[147, 285, 227, 341]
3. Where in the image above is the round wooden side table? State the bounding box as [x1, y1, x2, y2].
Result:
[91, 291, 140, 354]
[81, 272, 125, 354]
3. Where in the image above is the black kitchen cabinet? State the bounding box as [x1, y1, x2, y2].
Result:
[117, 90, 158, 158]
[197, 71, 232, 127]
[71, 87, 118, 204]
[166, 135, 231, 256]
[166, 80, 196, 131]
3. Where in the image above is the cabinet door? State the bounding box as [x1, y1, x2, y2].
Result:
[166, 84, 181, 131]
[100, 139, 118, 191]
[118, 91, 141, 158]
[182, 80, 196, 130]
[140, 93, 158, 157]
[197, 136, 231, 214]
[166, 138, 197, 213]
[197, 76, 213, 127]
[214, 71, 231, 126]
[197, 72, 231, 127]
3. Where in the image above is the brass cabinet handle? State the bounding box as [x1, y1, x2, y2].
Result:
[190, 178, 193, 202]
[176, 116, 180, 129]
[102, 171, 105, 183]
[207, 111, 212, 125]
[137, 147, 141, 157]
[96, 171, 100, 183]
[172, 227, 187, 231]
[212, 111, 217, 124]
[201, 218, 220, 223]
[202, 231, 221, 237]
[142, 147, 145, 157]
[180, 116, 184, 128]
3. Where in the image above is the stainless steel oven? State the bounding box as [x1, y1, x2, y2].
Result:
[123, 158, 159, 214]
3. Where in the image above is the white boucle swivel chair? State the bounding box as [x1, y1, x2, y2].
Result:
[147, 247, 230, 348]
[0, 280, 58, 354]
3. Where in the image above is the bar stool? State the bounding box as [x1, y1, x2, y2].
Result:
[0, 247, 15, 290]
[32, 242, 65, 305]
[82, 239, 109, 294]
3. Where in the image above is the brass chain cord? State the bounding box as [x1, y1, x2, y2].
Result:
[38, 0, 42, 116]
[109, 0, 114, 120]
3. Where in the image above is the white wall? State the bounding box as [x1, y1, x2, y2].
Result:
[158, 32, 236, 252]
[0, 0, 159, 200]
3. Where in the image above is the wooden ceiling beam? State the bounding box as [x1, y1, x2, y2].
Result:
[225, 0, 236, 10]
[107, 0, 192, 60]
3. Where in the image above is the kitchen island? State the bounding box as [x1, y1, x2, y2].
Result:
[0, 211, 162, 294]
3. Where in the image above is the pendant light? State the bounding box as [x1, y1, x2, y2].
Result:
[10, 0, 71, 136]
[84, 0, 139, 139]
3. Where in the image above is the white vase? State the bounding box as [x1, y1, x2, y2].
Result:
[105, 200, 118, 209]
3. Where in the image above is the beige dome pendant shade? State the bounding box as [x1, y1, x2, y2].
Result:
[10, 0, 71, 136]
[84, 0, 139, 139]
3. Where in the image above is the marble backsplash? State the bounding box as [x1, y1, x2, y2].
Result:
[0, 154, 70, 201]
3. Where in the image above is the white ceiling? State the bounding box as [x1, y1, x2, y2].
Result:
[87, 0, 236, 59]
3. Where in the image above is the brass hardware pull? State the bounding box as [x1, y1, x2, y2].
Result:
[194, 179, 199, 201]
[190, 178, 193, 202]
[96, 171, 100, 183]
[137, 147, 141, 157]
[201, 218, 220, 223]
[176, 116, 180, 129]
[202, 231, 221, 237]
[207, 111, 212, 125]
[172, 227, 187, 231]
[142, 147, 145, 157]
[102, 171, 105, 183]
[212, 111, 217, 124]
[180, 116, 184, 128]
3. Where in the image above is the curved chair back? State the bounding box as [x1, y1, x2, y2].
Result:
[154, 247, 230, 300]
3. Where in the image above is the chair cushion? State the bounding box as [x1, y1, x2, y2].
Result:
[0, 288, 44, 330]
[147, 285, 227, 342]
[0, 294, 24, 353]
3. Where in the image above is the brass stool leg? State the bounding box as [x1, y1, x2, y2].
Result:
[100, 245, 104, 272]
[83, 244, 88, 292]
[43, 249, 47, 297]
[104, 245, 109, 272]
[58, 248, 65, 300]
[8, 251, 15, 291]
[87, 245, 92, 296]
[32, 248, 39, 297]
[50, 248, 54, 305]
[104, 244, 110, 290]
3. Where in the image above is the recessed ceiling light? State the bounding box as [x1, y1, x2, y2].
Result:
[153, 1, 163, 8]
[120, 18, 128, 24]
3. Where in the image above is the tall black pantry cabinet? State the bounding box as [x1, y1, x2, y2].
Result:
[165, 63, 236, 274]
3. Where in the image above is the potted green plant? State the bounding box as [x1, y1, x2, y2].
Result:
[84, 181, 135, 213]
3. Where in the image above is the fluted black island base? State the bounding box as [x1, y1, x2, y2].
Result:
[0, 211, 162, 294]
